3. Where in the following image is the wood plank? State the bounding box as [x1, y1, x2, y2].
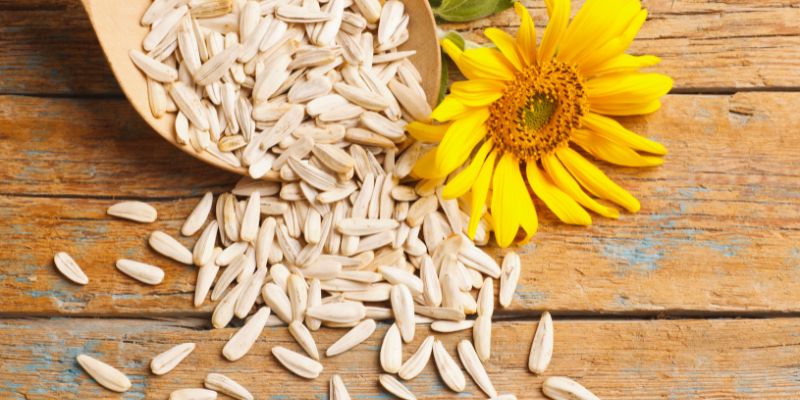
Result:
[1, 317, 799, 399]
[1, 92, 797, 315]
[3, 1, 800, 95]
[0, 96, 236, 198]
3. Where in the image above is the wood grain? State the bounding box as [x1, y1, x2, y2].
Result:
[1, 317, 799, 399]
[2, 1, 800, 95]
[2, 92, 797, 315]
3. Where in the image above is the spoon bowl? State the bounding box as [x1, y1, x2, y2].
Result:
[80, 0, 441, 176]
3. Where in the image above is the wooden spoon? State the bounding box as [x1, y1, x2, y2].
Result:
[80, 0, 441, 176]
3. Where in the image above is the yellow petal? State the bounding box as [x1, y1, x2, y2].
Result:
[571, 129, 664, 167]
[514, 2, 536, 66]
[468, 150, 498, 238]
[460, 48, 518, 81]
[406, 121, 451, 143]
[591, 99, 663, 116]
[583, 54, 661, 78]
[431, 96, 472, 122]
[484, 28, 523, 71]
[527, 162, 592, 226]
[411, 147, 443, 179]
[556, 147, 640, 212]
[559, 0, 640, 65]
[514, 181, 538, 243]
[490, 153, 524, 248]
[578, 9, 648, 71]
[581, 112, 666, 155]
[435, 109, 489, 176]
[538, 0, 570, 62]
[586, 73, 673, 100]
[449, 79, 506, 107]
[442, 140, 494, 199]
[541, 154, 620, 219]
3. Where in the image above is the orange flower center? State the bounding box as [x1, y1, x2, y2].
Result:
[486, 61, 587, 162]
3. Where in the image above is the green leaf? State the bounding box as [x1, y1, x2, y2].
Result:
[428, 0, 443, 8]
[433, 0, 515, 23]
[437, 53, 450, 105]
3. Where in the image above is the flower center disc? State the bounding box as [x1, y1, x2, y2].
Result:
[487, 61, 588, 162]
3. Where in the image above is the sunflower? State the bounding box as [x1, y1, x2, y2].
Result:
[409, 0, 672, 248]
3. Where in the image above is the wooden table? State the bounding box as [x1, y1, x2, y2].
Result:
[1, 0, 799, 398]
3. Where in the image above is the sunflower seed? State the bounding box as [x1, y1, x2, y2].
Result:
[211, 252, 250, 300]
[380, 323, 402, 373]
[107, 201, 158, 223]
[499, 251, 521, 308]
[543, 377, 600, 400]
[211, 282, 245, 329]
[130, 49, 178, 83]
[433, 340, 466, 392]
[144, 6, 187, 51]
[276, 6, 331, 23]
[377, 1, 404, 45]
[76, 354, 131, 393]
[406, 196, 437, 227]
[343, 282, 392, 302]
[415, 306, 465, 322]
[457, 339, 497, 398]
[473, 314, 492, 362]
[169, 388, 217, 400]
[115, 259, 165, 285]
[288, 76, 333, 103]
[238, 192, 260, 243]
[287, 320, 319, 360]
[149, 230, 193, 265]
[304, 278, 323, 331]
[217, 241, 248, 266]
[151, 343, 196, 375]
[169, 82, 209, 131]
[272, 346, 324, 379]
[360, 112, 405, 142]
[305, 301, 366, 324]
[329, 374, 351, 400]
[458, 243, 501, 278]
[326, 318, 376, 357]
[190, 0, 234, 19]
[142, 0, 180, 25]
[379, 374, 416, 400]
[235, 266, 268, 318]
[193, 221, 219, 266]
[180, 193, 213, 236]
[398, 335, 434, 380]
[529, 311, 554, 375]
[288, 273, 309, 322]
[287, 157, 337, 191]
[345, 127, 395, 148]
[255, 217, 276, 269]
[379, 265, 423, 296]
[336, 218, 399, 236]
[195, 248, 221, 307]
[53, 252, 89, 285]
[261, 282, 293, 323]
[431, 320, 474, 333]
[204, 373, 253, 400]
[223, 306, 270, 361]
[390, 283, 415, 343]
[477, 277, 494, 317]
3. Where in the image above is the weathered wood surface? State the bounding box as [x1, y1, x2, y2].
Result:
[2, 0, 800, 95]
[2, 92, 798, 315]
[2, 317, 799, 399]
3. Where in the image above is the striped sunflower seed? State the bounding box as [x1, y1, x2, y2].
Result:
[398, 335, 434, 380]
[107, 201, 158, 223]
[390, 284, 415, 343]
[457, 339, 497, 398]
[499, 251, 521, 308]
[223, 307, 270, 361]
[53, 252, 89, 285]
[149, 230, 193, 265]
[379, 374, 416, 400]
[380, 323, 402, 373]
[528, 311, 554, 375]
[182, 192, 213, 236]
[169, 388, 217, 400]
[329, 374, 351, 400]
[211, 282, 245, 329]
[272, 346, 324, 379]
[433, 340, 466, 392]
[326, 318, 376, 357]
[76, 354, 131, 393]
[130, 49, 178, 82]
[542, 377, 600, 400]
[115, 259, 165, 285]
[289, 320, 320, 360]
[204, 373, 253, 400]
[151, 343, 196, 375]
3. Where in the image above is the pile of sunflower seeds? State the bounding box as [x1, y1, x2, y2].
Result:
[56, 0, 605, 398]
[130, 0, 432, 174]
